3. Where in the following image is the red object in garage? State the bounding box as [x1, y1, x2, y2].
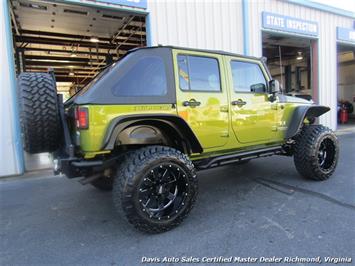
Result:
[339, 107, 349, 124]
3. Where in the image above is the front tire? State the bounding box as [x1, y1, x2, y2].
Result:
[294, 125, 339, 181]
[113, 146, 198, 233]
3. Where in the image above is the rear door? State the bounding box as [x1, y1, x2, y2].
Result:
[173, 50, 229, 149]
[226, 57, 275, 144]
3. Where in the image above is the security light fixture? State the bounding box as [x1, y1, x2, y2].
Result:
[296, 51, 303, 60]
[90, 36, 99, 43]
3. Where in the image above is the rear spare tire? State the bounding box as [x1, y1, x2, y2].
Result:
[17, 72, 61, 154]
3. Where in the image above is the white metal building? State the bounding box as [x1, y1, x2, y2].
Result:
[1, 0, 354, 177]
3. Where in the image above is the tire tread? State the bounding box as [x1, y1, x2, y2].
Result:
[18, 72, 61, 153]
[112, 146, 198, 233]
[294, 125, 338, 181]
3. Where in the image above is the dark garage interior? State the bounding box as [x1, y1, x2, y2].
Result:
[337, 44, 355, 128]
[262, 32, 317, 101]
[10, 0, 147, 100]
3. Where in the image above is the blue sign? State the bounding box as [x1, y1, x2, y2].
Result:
[262, 12, 318, 36]
[95, 0, 147, 9]
[337, 27, 355, 44]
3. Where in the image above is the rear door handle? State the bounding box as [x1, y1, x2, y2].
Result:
[183, 99, 201, 107]
[231, 99, 247, 106]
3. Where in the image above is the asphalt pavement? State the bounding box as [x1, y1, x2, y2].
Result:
[1, 133, 355, 265]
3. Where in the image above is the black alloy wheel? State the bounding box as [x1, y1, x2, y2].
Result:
[294, 125, 339, 181]
[138, 163, 189, 221]
[317, 138, 336, 172]
[112, 146, 198, 233]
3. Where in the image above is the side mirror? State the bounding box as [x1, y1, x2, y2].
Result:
[250, 83, 266, 93]
[268, 80, 280, 94]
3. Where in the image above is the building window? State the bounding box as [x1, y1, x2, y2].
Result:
[178, 55, 221, 92]
[230, 61, 267, 93]
[112, 56, 167, 97]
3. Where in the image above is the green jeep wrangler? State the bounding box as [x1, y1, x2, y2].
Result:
[18, 46, 339, 233]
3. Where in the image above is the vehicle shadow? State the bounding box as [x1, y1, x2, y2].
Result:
[69, 152, 354, 238]
[65, 157, 297, 236]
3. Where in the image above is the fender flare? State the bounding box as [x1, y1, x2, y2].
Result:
[101, 114, 203, 154]
[286, 105, 330, 139]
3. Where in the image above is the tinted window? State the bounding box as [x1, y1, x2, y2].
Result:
[178, 55, 189, 91]
[112, 56, 167, 97]
[230, 61, 267, 93]
[178, 55, 221, 92]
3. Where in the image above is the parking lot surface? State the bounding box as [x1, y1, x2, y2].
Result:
[1, 133, 354, 265]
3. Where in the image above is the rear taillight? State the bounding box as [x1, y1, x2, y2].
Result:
[75, 107, 89, 129]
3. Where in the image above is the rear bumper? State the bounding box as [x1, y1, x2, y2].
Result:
[54, 155, 119, 178]
[54, 157, 85, 178]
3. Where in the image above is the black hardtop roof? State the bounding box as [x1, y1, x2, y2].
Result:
[128, 45, 264, 61]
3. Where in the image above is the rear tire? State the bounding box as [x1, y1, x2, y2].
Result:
[17, 72, 61, 154]
[294, 125, 339, 181]
[112, 146, 198, 233]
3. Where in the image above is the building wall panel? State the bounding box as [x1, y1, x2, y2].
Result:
[147, 0, 244, 54]
[0, 0, 23, 177]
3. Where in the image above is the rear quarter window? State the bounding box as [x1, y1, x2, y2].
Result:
[71, 48, 176, 104]
[112, 56, 167, 97]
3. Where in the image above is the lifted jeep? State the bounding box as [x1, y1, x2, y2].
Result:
[17, 46, 339, 233]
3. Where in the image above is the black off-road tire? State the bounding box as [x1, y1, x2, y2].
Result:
[91, 177, 114, 191]
[17, 72, 61, 154]
[112, 146, 198, 233]
[294, 125, 339, 181]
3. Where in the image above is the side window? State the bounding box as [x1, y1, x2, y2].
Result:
[112, 56, 167, 97]
[230, 61, 267, 93]
[177, 55, 221, 92]
[178, 55, 189, 91]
